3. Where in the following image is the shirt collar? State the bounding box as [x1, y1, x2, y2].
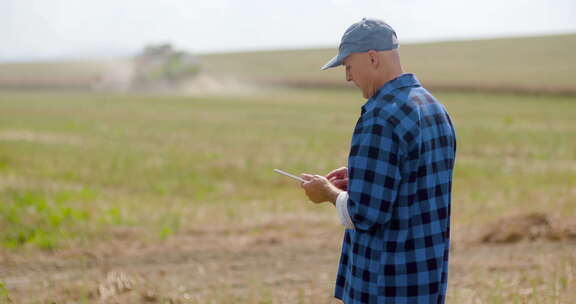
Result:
[361, 73, 421, 113]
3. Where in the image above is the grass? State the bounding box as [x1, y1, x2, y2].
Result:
[0, 88, 574, 302]
[0, 187, 95, 249]
[0, 89, 574, 248]
[0, 281, 9, 302]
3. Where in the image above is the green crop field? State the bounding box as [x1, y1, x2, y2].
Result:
[0, 88, 575, 303]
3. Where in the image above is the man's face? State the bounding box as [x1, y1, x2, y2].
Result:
[343, 52, 375, 99]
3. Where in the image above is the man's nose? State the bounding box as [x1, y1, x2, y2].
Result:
[346, 71, 352, 82]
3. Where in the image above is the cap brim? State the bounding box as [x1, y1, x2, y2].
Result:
[320, 52, 347, 70]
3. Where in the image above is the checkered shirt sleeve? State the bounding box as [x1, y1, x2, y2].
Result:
[346, 108, 403, 232]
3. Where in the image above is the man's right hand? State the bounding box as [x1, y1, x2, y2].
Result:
[325, 166, 348, 191]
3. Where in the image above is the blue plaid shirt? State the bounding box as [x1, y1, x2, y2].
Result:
[334, 73, 456, 304]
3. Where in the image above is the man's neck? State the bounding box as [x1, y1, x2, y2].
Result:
[372, 68, 404, 95]
[370, 69, 404, 97]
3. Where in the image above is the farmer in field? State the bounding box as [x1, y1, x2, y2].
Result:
[300, 18, 457, 303]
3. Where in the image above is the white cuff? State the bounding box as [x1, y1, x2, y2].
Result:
[336, 191, 355, 230]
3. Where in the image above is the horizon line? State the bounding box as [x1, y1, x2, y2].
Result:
[1, 30, 574, 64]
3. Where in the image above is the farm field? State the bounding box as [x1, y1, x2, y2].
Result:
[0, 88, 575, 303]
[1, 34, 575, 94]
[199, 34, 576, 93]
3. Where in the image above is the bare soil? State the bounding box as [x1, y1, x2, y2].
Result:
[1, 214, 575, 303]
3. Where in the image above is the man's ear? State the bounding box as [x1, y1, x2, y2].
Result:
[367, 50, 379, 68]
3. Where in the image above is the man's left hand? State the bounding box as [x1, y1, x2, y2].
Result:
[300, 173, 342, 204]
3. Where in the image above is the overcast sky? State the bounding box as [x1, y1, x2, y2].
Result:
[1, 0, 575, 62]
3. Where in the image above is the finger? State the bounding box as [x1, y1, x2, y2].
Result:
[325, 168, 342, 179]
[325, 172, 336, 180]
[338, 167, 348, 178]
[328, 167, 346, 179]
[332, 179, 347, 190]
[300, 178, 311, 187]
[332, 178, 344, 185]
[313, 175, 328, 183]
[300, 173, 314, 181]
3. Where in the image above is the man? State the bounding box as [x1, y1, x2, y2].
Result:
[300, 18, 457, 303]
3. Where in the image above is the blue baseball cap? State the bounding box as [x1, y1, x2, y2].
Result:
[321, 17, 399, 70]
